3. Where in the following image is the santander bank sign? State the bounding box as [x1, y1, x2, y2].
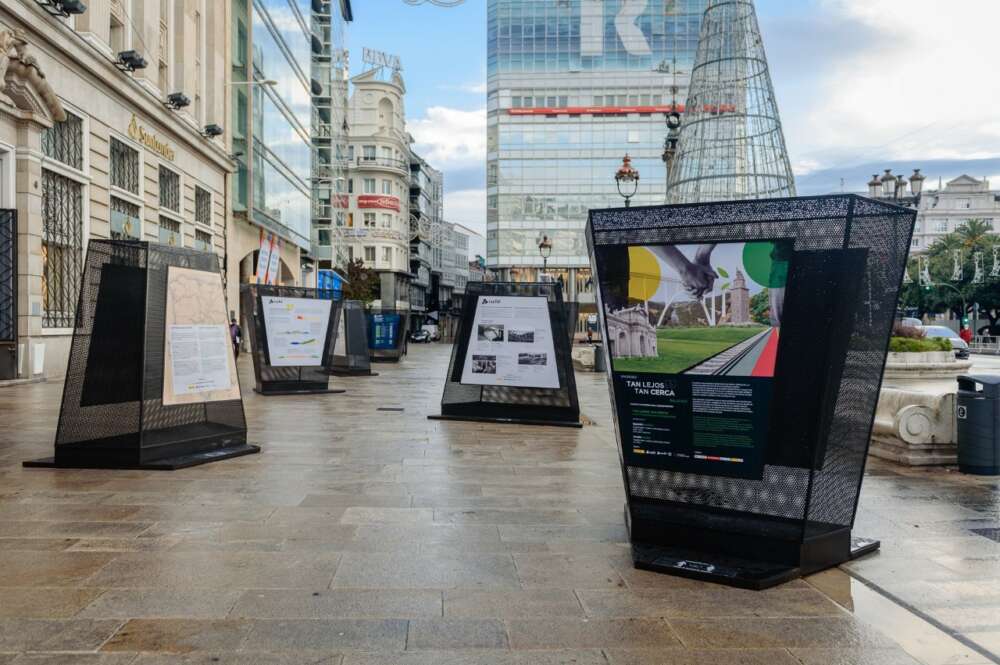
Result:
[357, 195, 400, 212]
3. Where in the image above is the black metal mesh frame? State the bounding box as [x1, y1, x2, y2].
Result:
[437, 281, 581, 425]
[0, 210, 15, 344]
[329, 300, 374, 375]
[51, 240, 248, 467]
[366, 308, 410, 362]
[587, 195, 914, 548]
[241, 284, 344, 394]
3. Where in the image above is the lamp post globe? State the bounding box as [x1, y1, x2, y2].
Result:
[615, 154, 640, 208]
[538, 234, 553, 276]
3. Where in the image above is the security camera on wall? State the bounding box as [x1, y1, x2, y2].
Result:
[166, 93, 191, 110]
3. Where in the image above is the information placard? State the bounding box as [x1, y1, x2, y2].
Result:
[162, 266, 241, 406]
[261, 296, 333, 367]
[600, 240, 792, 479]
[460, 295, 560, 389]
[370, 313, 401, 350]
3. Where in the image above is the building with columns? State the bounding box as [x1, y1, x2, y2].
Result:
[0, 0, 231, 382]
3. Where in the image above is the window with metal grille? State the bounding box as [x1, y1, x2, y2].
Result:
[159, 165, 180, 213]
[110, 137, 139, 194]
[110, 197, 141, 240]
[159, 216, 181, 246]
[194, 229, 212, 252]
[41, 170, 83, 328]
[41, 111, 84, 170]
[195, 186, 211, 226]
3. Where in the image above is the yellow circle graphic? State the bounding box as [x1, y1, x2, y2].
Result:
[628, 247, 661, 301]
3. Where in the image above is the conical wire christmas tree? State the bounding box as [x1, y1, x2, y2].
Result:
[667, 0, 796, 204]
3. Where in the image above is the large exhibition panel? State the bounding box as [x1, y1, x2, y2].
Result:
[26, 240, 254, 470]
[587, 195, 915, 588]
[431, 281, 580, 427]
[241, 284, 344, 395]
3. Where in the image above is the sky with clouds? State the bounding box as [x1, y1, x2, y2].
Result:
[346, 0, 1000, 249]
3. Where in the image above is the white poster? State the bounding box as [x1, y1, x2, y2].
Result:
[168, 324, 234, 397]
[261, 296, 333, 367]
[255, 231, 272, 284]
[460, 295, 560, 389]
[162, 267, 241, 406]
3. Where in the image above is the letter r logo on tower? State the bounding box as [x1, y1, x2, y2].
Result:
[581, 0, 652, 58]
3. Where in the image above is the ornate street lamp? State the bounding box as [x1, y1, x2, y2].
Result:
[909, 168, 925, 198]
[538, 234, 552, 275]
[867, 174, 881, 198]
[615, 154, 640, 208]
[880, 169, 897, 199]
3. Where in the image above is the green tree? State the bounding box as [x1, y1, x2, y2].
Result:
[339, 258, 380, 304]
[899, 219, 1000, 333]
[749, 289, 770, 325]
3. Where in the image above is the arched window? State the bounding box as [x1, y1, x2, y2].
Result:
[378, 98, 393, 130]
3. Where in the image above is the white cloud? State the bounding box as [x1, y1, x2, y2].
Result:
[767, 0, 1000, 173]
[444, 189, 486, 237]
[409, 106, 487, 171]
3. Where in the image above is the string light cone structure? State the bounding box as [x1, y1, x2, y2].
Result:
[667, 0, 796, 203]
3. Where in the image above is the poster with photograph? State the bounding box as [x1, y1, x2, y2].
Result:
[460, 295, 560, 389]
[261, 296, 333, 367]
[163, 267, 241, 406]
[598, 240, 792, 479]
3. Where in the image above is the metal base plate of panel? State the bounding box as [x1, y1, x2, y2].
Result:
[24, 443, 261, 470]
[428, 414, 583, 429]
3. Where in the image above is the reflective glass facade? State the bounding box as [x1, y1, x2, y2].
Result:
[232, 0, 316, 249]
[487, 0, 708, 272]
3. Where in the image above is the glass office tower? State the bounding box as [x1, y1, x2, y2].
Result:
[487, 0, 708, 330]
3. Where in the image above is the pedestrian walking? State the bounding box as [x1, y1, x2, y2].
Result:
[230, 317, 242, 360]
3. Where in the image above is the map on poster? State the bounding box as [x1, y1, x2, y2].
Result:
[460, 295, 560, 389]
[261, 296, 333, 367]
[162, 267, 241, 406]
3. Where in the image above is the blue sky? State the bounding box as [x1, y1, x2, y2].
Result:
[346, 0, 1000, 244]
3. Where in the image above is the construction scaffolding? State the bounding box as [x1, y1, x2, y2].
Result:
[667, 0, 796, 204]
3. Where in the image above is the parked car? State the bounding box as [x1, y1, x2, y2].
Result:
[921, 325, 970, 359]
[421, 323, 440, 342]
[409, 329, 432, 344]
[900, 317, 923, 328]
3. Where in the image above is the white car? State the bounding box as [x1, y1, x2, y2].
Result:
[922, 325, 970, 358]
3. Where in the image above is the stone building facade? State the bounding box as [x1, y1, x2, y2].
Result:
[606, 305, 658, 359]
[0, 1, 232, 382]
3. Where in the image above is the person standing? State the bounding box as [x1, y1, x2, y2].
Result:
[230, 318, 242, 360]
[960, 324, 973, 344]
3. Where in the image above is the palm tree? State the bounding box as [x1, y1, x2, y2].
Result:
[956, 218, 993, 249]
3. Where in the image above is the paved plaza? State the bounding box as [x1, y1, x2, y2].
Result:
[0, 344, 997, 664]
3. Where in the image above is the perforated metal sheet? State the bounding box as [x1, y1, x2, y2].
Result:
[438, 281, 580, 424]
[54, 241, 247, 465]
[240, 284, 344, 393]
[588, 195, 914, 538]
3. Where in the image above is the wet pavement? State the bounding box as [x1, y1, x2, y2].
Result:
[0, 343, 997, 664]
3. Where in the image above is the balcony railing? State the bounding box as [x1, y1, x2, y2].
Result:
[356, 156, 409, 173]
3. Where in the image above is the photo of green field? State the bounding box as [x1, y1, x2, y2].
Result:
[612, 325, 768, 374]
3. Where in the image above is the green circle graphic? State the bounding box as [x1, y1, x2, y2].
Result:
[742, 242, 788, 289]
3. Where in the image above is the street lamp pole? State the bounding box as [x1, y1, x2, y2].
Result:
[615, 154, 640, 208]
[538, 235, 552, 279]
[928, 281, 967, 323]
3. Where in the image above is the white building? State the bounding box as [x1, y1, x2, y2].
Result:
[606, 306, 658, 359]
[910, 175, 1000, 252]
[343, 66, 411, 310]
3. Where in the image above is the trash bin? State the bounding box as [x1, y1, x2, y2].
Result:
[956, 375, 1000, 475]
[593, 344, 607, 373]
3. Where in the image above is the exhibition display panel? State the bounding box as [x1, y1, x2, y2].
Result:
[587, 195, 915, 588]
[327, 300, 376, 376]
[25, 241, 256, 470]
[430, 281, 581, 427]
[241, 284, 344, 395]
[367, 308, 409, 362]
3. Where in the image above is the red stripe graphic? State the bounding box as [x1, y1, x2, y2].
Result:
[751, 328, 780, 377]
